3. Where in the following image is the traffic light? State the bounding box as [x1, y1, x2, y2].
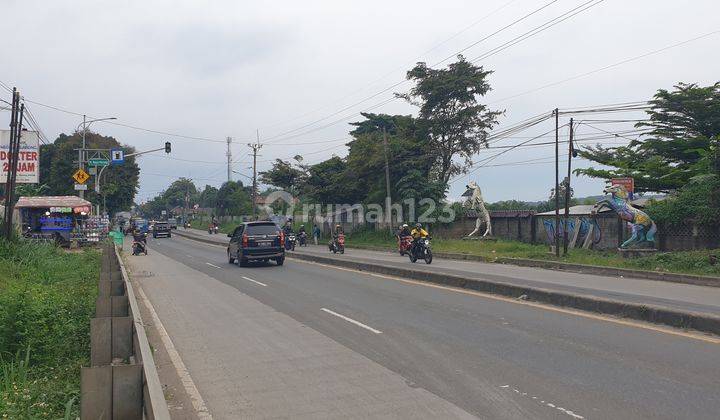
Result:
[165, 141, 171, 154]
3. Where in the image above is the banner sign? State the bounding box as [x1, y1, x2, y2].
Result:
[0, 130, 40, 184]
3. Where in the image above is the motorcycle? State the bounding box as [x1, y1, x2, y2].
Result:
[208, 224, 219, 234]
[297, 231, 308, 247]
[408, 236, 432, 264]
[132, 234, 148, 256]
[397, 235, 413, 256]
[329, 234, 345, 254]
[285, 233, 297, 251]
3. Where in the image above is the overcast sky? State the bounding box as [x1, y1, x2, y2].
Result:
[2, 0, 719, 204]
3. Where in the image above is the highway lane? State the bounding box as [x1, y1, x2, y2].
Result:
[291, 243, 720, 316]
[143, 235, 720, 419]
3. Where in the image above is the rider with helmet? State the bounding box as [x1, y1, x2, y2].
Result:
[410, 222, 429, 254]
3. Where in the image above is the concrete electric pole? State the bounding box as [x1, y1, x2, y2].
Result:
[248, 131, 262, 220]
[226, 136, 232, 183]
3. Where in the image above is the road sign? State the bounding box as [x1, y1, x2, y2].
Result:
[74, 183, 88, 191]
[111, 149, 124, 164]
[88, 158, 109, 167]
[88, 166, 97, 175]
[73, 168, 90, 184]
[161, 210, 167, 215]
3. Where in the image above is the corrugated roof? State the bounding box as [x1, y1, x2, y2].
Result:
[15, 196, 92, 208]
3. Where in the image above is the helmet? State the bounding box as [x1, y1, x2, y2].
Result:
[415, 223, 422, 229]
[336, 224, 341, 228]
[402, 224, 408, 228]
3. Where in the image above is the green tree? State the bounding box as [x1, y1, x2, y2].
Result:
[576, 82, 720, 193]
[216, 181, 251, 216]
[397, 55, 501, 186]
[38, 131, 140, 215]
[198, 185, 219, 208]
[259, 156, 307, 196]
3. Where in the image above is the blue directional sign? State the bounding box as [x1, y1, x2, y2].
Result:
[111, 149, 124, 164]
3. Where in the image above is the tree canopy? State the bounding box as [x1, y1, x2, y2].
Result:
[397, 55, 501, 185]
[576, 82, 720, 193]
[38, 131, 140, 215]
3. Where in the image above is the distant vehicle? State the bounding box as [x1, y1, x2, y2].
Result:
[167, 218, 178, 229]
[153, 221, 172, 238]
[227, 221, 285, 267]
[133, 219, 149, 234]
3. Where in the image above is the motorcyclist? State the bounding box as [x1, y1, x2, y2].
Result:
[410, 223, 429, 255]
[397, 223, 411, 238]
[297, 224, 307, 245]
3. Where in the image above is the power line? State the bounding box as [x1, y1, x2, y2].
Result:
[262, 0, 590, 144]
[489, 28, 720, 105]
[259, 0, 521, 131]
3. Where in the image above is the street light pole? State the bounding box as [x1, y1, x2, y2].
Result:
[77, 116, 116, 199]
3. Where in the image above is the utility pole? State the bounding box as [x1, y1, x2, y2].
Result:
[563, 118, 574, 256]
[382, 126, 392, 228]
[79, 115, 86, 199]
[248, 130, 262, 220]
[3, 88, 21, 239]
[554, 108, 560, 258]
[226, 136, 232, 183]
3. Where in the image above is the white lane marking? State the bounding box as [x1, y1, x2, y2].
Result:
[206, 262, 222, 269]
[242, 276, 268, 287]
[500, 385, 584, 419]
[187, 254, 194, 259]
[321, 308, 383, 334]
[136, 284, 213, 419]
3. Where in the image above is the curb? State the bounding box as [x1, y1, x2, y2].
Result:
[174, 230, 720, 336]
[285, 252, 720, 337]
[342, 244, 720, 288]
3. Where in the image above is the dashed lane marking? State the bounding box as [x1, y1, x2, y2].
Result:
[500, 385, 584, 419]
[321, 308, 383, 334]
[242, 276, 268, 287]
[206, 262, 222, 269]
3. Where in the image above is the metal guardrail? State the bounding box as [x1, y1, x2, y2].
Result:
[80, 243, 170, 420]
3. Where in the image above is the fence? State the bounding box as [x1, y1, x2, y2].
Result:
[80, 243, 170, 420]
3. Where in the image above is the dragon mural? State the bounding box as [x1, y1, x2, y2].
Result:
[593, 184, 657, 249]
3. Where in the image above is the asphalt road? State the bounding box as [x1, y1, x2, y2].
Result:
[132, 234, 720, 419]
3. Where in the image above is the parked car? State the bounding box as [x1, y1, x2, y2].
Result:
[227, 221, 285, 266]
[153, 221, 172, 238]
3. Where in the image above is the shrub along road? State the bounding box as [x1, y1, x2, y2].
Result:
[0, 241, 99, 419]
[131, 233, 720, 419]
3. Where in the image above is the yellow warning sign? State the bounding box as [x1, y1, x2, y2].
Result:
[73, 168, 90, 184]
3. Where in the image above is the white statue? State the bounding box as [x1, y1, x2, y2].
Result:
[463, 181, 492, 237]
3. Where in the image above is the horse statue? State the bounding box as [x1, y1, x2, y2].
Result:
[463, 181, 492, 237]
[592, 184, 657, 249]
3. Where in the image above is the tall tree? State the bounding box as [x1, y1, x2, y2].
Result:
[396, 55, 501, 186]
[576, 82, 720, 193]
[198, 185, 219, 208]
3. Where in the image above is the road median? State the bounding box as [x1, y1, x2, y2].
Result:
[172, 229, 720, 336]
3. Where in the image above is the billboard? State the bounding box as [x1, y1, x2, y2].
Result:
[1, 130, 40, 184]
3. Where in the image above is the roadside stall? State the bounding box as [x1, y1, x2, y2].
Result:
[15, 196, 94, 246]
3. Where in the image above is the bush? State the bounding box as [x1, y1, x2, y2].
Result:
[647, 177, 720, 227]
[0, 240, 99, 419]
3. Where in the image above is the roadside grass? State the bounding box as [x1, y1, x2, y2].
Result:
[347, 228, 720, 277]
[189, 219, 234, 234]
[0, 240, 100, 419]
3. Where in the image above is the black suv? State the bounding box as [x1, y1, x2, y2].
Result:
[227, 221, 285, 266]
[153, 221, 172, 238]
